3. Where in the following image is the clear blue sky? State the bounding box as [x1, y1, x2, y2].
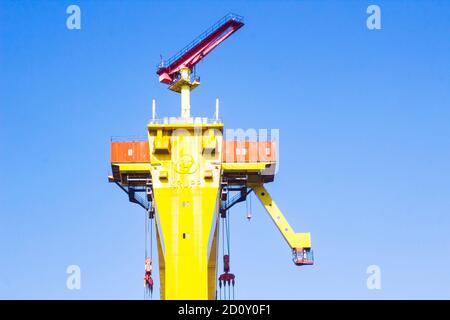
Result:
[1, 0, 449, 299]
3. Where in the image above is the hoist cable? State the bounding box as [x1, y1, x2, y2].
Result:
[249, 189, 252, 216]
[245, 192, 249, 216]
[221, 216, 225, 256]
[145, 210, 148, 258]
[150, 206, 153, 260]
[144, 211, 148, 300]
[226, 212, 231, 256]
[150, 212, 153, 300]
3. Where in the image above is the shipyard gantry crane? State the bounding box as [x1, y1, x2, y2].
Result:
[108, 13, 313, 300]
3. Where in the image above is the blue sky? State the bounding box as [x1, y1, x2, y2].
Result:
[1, 0, 449, 299]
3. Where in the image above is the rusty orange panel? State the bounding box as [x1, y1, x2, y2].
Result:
[235, 140, 247, 162]
[247, 141, 259, 162]
[111, 141, 150, 163]
[258, 141, 276, 162]
[222, 140, 236, 162]
[222, 140, 276, 162]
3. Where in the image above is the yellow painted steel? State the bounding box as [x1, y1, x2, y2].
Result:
[222, 162, 273, 172]
[181, 85, 190, 118]
[169, 67, 200, 93]
[110, 61, 311, 297]
[149, 123, 223, 129]
[112, 163, 151, 172]
[173, 67, 196, 118]
[111, 136, 311, 298]
[251, 184, 311, 249]
[207, 218, 219, 300]
[155, 224, 166, 300]
[148, 123, 223, 299]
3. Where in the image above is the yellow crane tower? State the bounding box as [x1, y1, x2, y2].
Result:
[108, 13, 313, 300]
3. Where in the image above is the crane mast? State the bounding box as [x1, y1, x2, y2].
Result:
[108, 13, 313, 300]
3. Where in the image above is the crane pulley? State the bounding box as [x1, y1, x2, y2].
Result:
[218, 254, 235, 300]
[219, 206, 235, 300]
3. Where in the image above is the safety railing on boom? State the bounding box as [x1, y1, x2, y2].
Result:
[157, 13, 244, 69]
[148, 117, 222, 125]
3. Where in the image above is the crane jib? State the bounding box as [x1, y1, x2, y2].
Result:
[157, 14, 244, 84]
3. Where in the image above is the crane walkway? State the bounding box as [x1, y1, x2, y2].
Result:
[158, 13, 244, 71]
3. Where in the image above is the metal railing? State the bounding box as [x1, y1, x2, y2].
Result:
[149, 117, 222, 125]
[110, 135, 147, 142]
[157, 13, 244, 69]
[169, 72, 200, 85]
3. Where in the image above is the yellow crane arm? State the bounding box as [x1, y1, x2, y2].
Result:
[252, 184, 311, 249]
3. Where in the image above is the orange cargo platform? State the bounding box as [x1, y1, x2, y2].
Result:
[222, 140, 276, 162]
[111, 141, 150, 163]
[111, 140, 276, 163]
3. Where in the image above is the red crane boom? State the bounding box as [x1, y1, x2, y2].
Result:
[157, 13, 244, 84]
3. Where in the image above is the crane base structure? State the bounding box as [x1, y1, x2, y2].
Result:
[108, 13, 313, 300]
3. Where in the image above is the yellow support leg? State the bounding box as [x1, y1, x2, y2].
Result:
[252, 184, 311, 249]
[207, 219, 219, 300]
[155, 223, 166, 300]
[148, 124, 223, 299]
